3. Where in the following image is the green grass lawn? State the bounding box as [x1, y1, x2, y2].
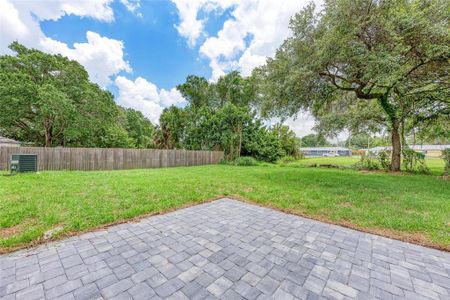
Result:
[1, 164, 449, 252]
[290, 156, 445, 175]
[290, 156, 361, 167]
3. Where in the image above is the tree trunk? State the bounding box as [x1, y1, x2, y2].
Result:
[44, 125, 51, 147]
[390, 120, 401, 171]
[238, 126, 242, 158]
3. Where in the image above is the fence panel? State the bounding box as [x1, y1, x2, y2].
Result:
[0, 147, 224, 171]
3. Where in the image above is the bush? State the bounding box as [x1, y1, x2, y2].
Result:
[402, 148, 430, 174]
[354, 154, 380, 170]
[219, 159, 234, 165]
[377, 150, 391, 171]
[242, 128, 285, 162]
[277, 155, 297, 164]
[442, 148, 450, 176]
[234, 156, 258, 166]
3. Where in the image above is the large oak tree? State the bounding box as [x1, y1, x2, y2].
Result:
[0, 43, 155, 148]
[256, 0, 449, 171]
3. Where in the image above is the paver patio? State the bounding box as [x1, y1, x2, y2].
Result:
[1, 198, 449, 300]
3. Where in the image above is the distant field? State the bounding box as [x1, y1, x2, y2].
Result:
[1, 164, 449, 253]
[292, 156, 360, 166]
[290, 156, 445, 175]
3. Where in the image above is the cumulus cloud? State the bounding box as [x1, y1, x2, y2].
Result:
[172, 0, 324, 133]
[282, 113, 348, 142]
[120, 0, 142, 17]
[283, 113, 317, 138]
[159, 88, 187, 107]
[11, 0, 114, 22]
[115, 76, 186, 123]
[172, 0, 322, 80]
[0, 0, 130, 86]
[41, 32, 131, 86]
[171, 0, 209, 47]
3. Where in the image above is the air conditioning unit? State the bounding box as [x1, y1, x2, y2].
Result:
[10, 154, 37, 172]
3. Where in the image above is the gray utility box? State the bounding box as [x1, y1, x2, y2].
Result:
[10, 154, 38, 172]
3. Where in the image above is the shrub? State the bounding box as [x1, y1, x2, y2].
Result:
[377, 150, 391, 171]
[219, 159, 233, 165]
[442, 148, 450, 176]
[402, 148, 430, 174]
[243, 129, 285, 163]
[278, 155, 297, 164]
[354, 153, 380, 170]
[234, 156, 258, 166]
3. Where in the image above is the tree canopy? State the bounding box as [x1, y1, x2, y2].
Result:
[256, 0, 449, 170]
[300, 134, 329, 148]
[0, 43, 302, 160]
[0, 43, 155, 148]
[153, 72, 300, 161]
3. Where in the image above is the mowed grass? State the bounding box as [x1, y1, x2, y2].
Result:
[291, 156, 360, 167]
[0, 164, 449, 252]
[291, 156, 445, 175]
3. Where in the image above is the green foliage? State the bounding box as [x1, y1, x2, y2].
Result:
[154, 106, 187, 149]
[215, 71, 256, 108]
[256, 0, 450, 171]
[300, 134, 329, 147]
[354, 154, 380, 171]
[402, 149, 431, 174]
[243, 127, 285, 162]
[0, 43, 155, 148]
[377, 150, 391, 171]
[176, 75, 213, 108]
[123, 108, 155, 148]
[277, 155, 298, 165]
[0, 42, 300, 160]
[216, 103, 252, 160]
[155, 73, 298, 162]
[234, 156, 258, 166]
[355, 150, 413, 172]
[100, 124, 134, 148]
[346, 133, 388, 150]
[271, 124, 301, 157]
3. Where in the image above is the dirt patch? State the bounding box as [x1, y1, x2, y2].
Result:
[0, 220, 34, 239]
[0, 224, 22, 238]
[338, 202, 353, 208]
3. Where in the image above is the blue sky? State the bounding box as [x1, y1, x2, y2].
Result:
[40, 1, 221, 90]
[0, 0, 319, 136]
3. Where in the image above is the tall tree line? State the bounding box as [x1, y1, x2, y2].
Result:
[154, 72, 300, 162]
[0, 44, 300, 162]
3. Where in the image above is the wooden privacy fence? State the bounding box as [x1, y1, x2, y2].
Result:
[0, 147, 224, 171]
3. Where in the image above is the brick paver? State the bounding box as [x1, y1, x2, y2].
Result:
[1, 198, 449, 299]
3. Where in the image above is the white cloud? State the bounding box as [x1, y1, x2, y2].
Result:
[120, 0, 142, 17]
[172, 0, 322, 80]
[0, 0, 130, 86]
[171, 0, 209, 47]
[159, 88, 187, 107]
[171, 0, 240, 47]
[283, 113, 317, 138]
[283, 113, 348, 143]
[172, 0, 324, 134]
[11, 0, 114, 22]
[41, 32, 131, 86]
[115, 76, 186, 123]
